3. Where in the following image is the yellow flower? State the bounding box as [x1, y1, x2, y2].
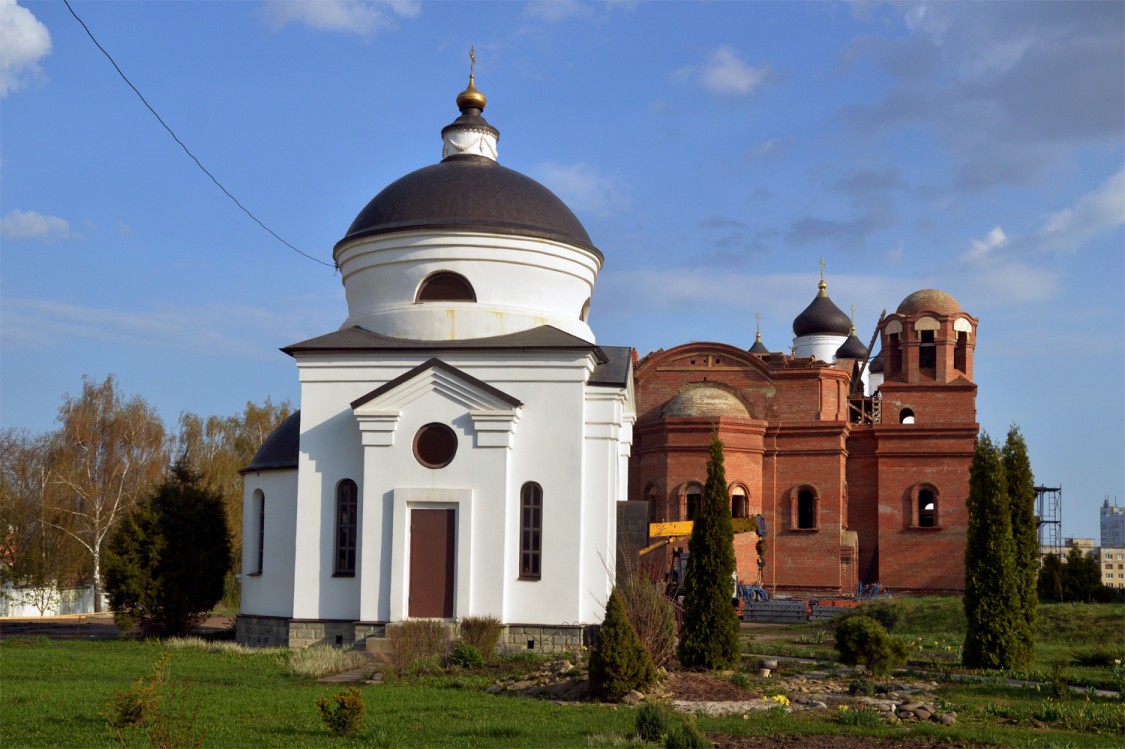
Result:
[837, 705, 849, 711]
[766, 694, 790, 706]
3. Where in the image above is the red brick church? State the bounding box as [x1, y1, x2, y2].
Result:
[629, 278, 978, 595]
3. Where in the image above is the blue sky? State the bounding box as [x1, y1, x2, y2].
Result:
[2, 0, 1122, 542]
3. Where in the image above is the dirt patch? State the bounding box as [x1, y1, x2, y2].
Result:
[0, 614, 234, 641]
[666, 672, 760, 702]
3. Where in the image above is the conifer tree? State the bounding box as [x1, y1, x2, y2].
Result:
[1003, 425, 1037, 668]
[962, 433, 1021, 669]
[589, 588, 657, 701]
[678, 435, 741, 669]
[103, 460, 232, 637]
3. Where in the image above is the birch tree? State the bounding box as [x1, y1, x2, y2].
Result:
[49, 376, 169, 612]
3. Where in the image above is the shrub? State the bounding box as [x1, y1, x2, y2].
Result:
[288, 646, 369, 678]
[590, 589, 658, 701]
[102, 652, 204, 748]
[449, 642, 484, 668]
[635, 701, 671, 742]
[459, 616, 502, 662]
[388, 620, 448, 676]
[847, 677, 875, 696]
[729, 672, 751, 690]
[851, 602, 900, 632]
[664, 718, 710, 749]
[618, 565, 678, 668]
[834, 615, 911, 676]
[316, 687, 365, 738]
[103, 653, 167, 731]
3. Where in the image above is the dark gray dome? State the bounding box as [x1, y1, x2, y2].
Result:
[749, 337, 770, 355]
[836, 332, 869, 359]
[793, 285, 851, 337]
[241, 411, 300, 473]
[868, 350, 884, 373]
[336, 155, 599, 257]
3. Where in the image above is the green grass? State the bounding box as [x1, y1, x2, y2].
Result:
[0, 639, 637, 748]
[3, 600, 1123, 748]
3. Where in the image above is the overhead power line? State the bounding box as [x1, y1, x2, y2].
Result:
[63, 0, 334, 269]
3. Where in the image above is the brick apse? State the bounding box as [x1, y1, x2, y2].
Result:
[629, 286, 978, 595]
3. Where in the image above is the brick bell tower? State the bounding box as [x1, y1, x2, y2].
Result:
[848, 288, 979, 593]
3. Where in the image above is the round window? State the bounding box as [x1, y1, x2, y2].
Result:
[413, 423, 457, 468]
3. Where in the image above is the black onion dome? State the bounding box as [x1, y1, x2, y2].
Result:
[868, 349, 884, 373]
[241, 411, 300, 473]
[793, 284, 851, 337]
[336, 156, 600, 258]
[836, 332, 869, 359]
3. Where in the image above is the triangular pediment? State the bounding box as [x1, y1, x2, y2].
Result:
[351, 358, 522, 415]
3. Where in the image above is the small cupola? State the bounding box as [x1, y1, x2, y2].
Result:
[835, 308, 869, 359]
[749, 312, 770, 355]
[440, 48, 500, 161]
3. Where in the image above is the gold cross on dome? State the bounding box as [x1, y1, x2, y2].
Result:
[850, 304, 856, 324]
[819, 257, 825, 282]
[470, 47, 476, 77]
[756, 311, 761, 334]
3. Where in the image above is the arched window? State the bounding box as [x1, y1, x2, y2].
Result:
[580, 298, 591, 322]
[334, 479, 358, 576]
[415, 271, 476, 302]
[887, 332, 902, 376]
[731, 486, 749, 519]
[645, 484, 659, 523]
[919, 330, 936, 369]
[795, 487, 818, 530]
[252, 489, 265, 575]
[685, 483, 703, 521]
[954, 331, 968, 372]
[899, 408, 915, 424]
[918, 488, 936, 527]
[911, 484, 940, 529]
[519, 483, 543, 580]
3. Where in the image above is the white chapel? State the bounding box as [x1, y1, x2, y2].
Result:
[236, 73, 635, 650]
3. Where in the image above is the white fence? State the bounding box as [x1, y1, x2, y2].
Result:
[0, 584, 105, 617]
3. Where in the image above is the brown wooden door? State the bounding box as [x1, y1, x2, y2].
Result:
[408, 508, 455, 618]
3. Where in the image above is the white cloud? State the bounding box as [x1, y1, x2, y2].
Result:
[1036, 166, 1125, 254]
[0, 0, 51, 97]
[533, 162, 630, 216]
[261, 0, 420, 37]
[677, 45, 775, 96]
[0, 209, 76, 242]
[524, 0, 593, 23]
[960, 226, 1007, 266]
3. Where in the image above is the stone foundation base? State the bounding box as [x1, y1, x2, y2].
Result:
[236, 614, 596, 655]
[235, 615, 360, 649]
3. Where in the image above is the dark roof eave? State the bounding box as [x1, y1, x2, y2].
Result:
[282, 325, 609, 365]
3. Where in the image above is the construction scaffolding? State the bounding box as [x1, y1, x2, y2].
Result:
[1035, 485, 1062, 560]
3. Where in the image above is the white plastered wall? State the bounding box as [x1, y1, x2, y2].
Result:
[793, 333, 848, 363]
[334, 231, 602, 342]
[286, 350, 629, 626]
[240, 468, 299, 618]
